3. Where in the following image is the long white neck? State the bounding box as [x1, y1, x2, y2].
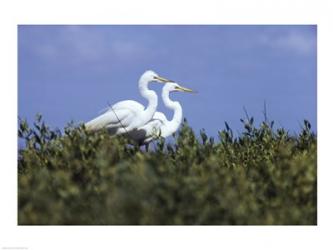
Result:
[138, 77, 158, 124]
[160, 89, 182, 137]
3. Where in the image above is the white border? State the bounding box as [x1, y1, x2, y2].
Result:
[1, 0, 332, 249]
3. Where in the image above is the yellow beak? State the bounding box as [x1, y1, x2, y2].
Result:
[175, 85, 197, 93]
[154, 75, 174, 83]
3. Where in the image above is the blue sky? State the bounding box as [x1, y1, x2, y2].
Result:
[18, 25, 317, 137]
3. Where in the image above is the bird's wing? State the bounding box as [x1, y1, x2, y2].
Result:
[112, 100, 145, 112]
[99, 100, 145, 115]
[152, 111, 168, 125]
[85, 109, 130, 131]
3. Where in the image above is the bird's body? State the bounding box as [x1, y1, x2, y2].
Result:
[85, 70, 171, 134]
[87, 100, 145, 134]
[127, 82, 194, 145]
[127, 111, 167, 144]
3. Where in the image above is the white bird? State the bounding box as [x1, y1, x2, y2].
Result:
[127, 82, 195, 146]
[85, 70, 172, 134]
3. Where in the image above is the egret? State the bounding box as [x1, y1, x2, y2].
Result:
[127, 82, 195, 146]
[85, 70, 172, 134]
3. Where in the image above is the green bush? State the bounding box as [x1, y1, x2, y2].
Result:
[18, 115, 317, 225]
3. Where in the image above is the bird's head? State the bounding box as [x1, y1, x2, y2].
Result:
[141, 70, 173, 84]
[165, 82, 196, 93]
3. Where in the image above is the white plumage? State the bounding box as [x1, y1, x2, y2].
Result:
[127, 82, 195, 145]
[85, 70, 172, 134]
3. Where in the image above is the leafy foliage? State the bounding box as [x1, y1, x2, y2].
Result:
[18, 115, 317, 225]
